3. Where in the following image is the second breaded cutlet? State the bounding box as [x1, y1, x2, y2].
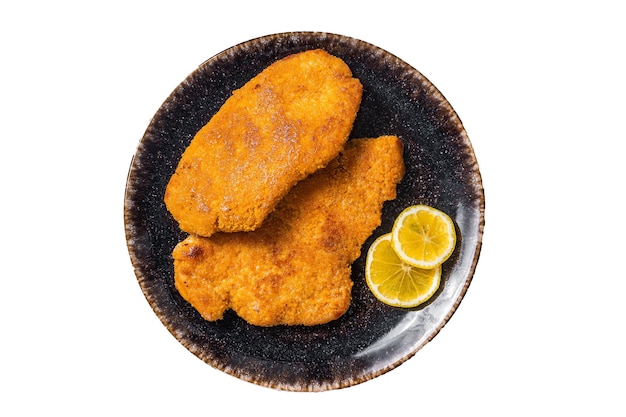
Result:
[173, 136, 405, 326]
[164, 49, 363, 237]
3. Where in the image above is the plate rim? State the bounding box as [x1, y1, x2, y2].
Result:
[124, 31, 485, 391]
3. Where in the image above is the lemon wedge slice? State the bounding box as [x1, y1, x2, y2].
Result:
[365, 234, 441, 308]
[391, 205, 456, 269]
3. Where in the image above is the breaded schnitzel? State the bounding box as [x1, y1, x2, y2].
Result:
[164, 49, 363, 237]
[173, 136, 405, 326]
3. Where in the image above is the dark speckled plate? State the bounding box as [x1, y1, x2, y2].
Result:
[124, 32, 484, 391]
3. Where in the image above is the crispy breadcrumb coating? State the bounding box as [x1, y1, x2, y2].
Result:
[173, 136, 405, 326]
[164, 49, 362, 237]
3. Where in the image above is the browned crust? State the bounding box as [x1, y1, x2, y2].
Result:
[173, 136, 404, 326]
[164, 49, 363, 237]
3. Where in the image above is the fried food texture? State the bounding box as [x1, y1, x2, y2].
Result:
[164, 49, 363, 237]
[173, 136, 405, 326]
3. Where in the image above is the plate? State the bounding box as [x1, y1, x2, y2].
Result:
[124, 32, 484, 391]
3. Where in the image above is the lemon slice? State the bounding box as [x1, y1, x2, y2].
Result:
[365, 234, 441, 308]
[391, 205, 456, 269]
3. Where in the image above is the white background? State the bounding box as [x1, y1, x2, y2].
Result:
[2, 1, 624, 415]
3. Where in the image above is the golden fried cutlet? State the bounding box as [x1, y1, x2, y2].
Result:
[164, 49, 363, 237]
[173, 136, 405, 326]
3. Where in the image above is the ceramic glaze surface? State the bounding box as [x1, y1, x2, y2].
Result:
[124, 32, 484, 391]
